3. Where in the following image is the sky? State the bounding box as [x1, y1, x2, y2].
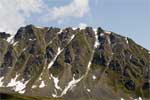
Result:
[0, 0, 149, 49]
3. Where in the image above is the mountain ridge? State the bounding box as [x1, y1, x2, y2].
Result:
[0, 25, 150, 100]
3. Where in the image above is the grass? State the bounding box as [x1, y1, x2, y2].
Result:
[0, 93, 62, 100]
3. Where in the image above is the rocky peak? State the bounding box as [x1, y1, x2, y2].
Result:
[0, 32, 10, 40]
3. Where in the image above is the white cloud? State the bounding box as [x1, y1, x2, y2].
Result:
[0, 0, 90, 35]
[42, 0, 89, 22]
[0, 0, 45, 34]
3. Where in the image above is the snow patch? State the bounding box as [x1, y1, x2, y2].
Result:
[125, 37, 129, 44]
[48, 47, 63, 69]
[7, 35, 14, 44]
[13, 81, 27, 94]
[39, 77, 42, 81]
[112, 52, 114, 55]
[13, 41, 18, 46]
[7, 74, 19, 87]
[23, 48, 26, 51]
[105, 31, 111, 35]
[92, 75, 96, 80]
[87, 61, 92, 71]
[86, 49, 95, 74]
[70, 34, 75, 41]
[67, 34, 75, 45]
[29, 38, 36, 41]
[107, 37, 111, 44]
[57, 29, 63, 34]
[18, 89, 25, 94]
[51, 74, 62, 90]
[134, 97, 143, 100]
[100, 33, 104, 36]
[130, 55, 132, 59]
[60, 75, 83, 96]
[120, 98, 124, 100]
[48, 40, 53, 45]
[39, 81, 46, 88]
[93, 28, 100, 48]
[0, 76, 4, 87]
[32, 85, 37, 89]
[6, 74, 29, 94]
[139, 97, 142, 100]
[87, 88, 91, 92]
[52, 89, 58, 98]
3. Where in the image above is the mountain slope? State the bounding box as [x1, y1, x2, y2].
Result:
[0, 25, 150, 100]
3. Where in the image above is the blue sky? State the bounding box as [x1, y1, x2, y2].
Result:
[0, 0, 149, 49]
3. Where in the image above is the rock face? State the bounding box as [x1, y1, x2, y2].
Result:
[0, 25, 150, 100]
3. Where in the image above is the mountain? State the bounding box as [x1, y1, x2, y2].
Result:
[0, 25, 150, 100]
